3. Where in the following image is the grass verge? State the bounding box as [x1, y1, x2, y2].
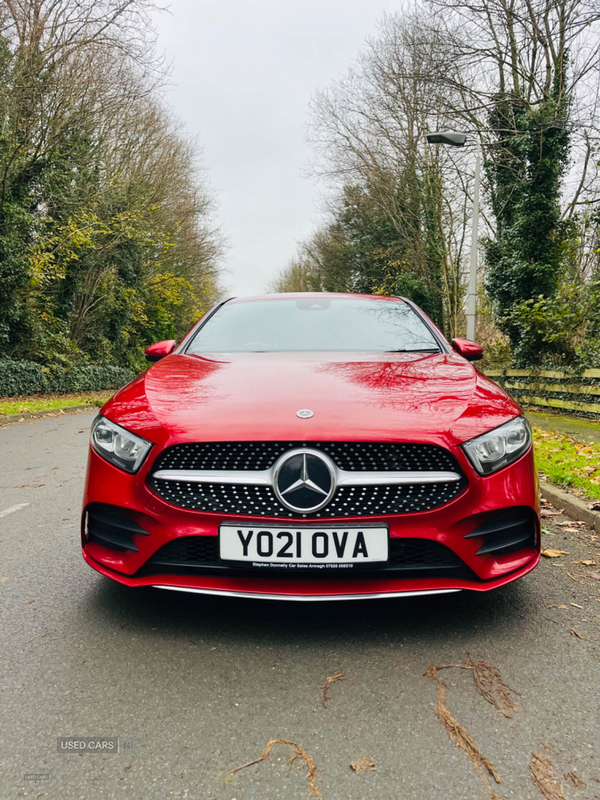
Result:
[533, 426, 600, 501]
[0, 391, 111, 417]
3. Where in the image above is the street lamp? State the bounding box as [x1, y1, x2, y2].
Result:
[426, 131, 481, 342]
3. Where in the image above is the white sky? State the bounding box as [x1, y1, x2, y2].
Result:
[155, 0, 401, 297]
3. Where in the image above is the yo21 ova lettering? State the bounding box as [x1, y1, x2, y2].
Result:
[236, 529, 369, 560]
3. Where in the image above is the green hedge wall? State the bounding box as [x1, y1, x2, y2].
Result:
[0, 360, 136, 397]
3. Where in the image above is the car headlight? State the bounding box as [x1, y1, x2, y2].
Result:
[90, 414, 152, 473]
[462, 415, 532, 475]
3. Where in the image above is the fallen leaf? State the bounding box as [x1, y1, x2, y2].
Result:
[542, 549, 568, 558]
[530, 752, 567, 800]
[228, 739, 322, 800]
[570, 603, 583, 609]
[588, 502, 600, 511]
[589, 573, 600, 580]
[27, 599, 35, 604]
[550, 604, 568, 609]
[541, 509, 562, 517]
[571, 629, 584, 640]
[175, 773, 184, 779]
[350, 756, 376, 775]
[564, 771, 586, 789]
[321, 671, 345, 708]
[124, 763, 132, 772]
[557, 520, 585, 527]
[465, 656, 519, 717]
[579, 560, 597, 566]
[424, 660, 508, 789]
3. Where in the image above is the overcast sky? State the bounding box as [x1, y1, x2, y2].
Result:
[154, 0, 400, 297]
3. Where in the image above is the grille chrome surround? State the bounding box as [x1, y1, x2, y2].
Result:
[148, 441, 467, 517]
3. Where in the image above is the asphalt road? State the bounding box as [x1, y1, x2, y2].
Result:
[1, 410, 599, 800]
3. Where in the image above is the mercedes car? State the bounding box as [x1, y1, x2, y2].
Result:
[81, 293, 540, 601]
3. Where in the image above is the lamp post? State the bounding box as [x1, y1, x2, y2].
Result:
[426, 131, 480, 341]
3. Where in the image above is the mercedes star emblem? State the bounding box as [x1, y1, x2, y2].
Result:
[296, 409, 314, 419]
[273, 448, 336, 513]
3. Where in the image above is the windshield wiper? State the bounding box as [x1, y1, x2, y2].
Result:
[385, 348, 440, 353]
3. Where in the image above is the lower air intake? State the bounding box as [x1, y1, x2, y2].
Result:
[86, 503, 149, 552]
[139, 535, 470, 579]
[465, 506, 537, 556]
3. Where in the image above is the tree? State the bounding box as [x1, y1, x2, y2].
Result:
[305, 12, 472, 337]
[0, 0, 222, 369]
[291, 2, 600, 364]
[423, 0, 600, 363]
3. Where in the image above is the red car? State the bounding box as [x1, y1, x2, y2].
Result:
[82, 293, 539, 601]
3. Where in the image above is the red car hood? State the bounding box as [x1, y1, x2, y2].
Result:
[103, 352, 521, 449]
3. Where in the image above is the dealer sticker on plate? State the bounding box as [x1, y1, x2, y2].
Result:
[219, 525, 388, 566]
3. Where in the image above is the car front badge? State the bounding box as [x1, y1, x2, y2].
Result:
[296, 409, 314, 419]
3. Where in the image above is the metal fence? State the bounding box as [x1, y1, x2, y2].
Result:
[484, 368, 600, 419]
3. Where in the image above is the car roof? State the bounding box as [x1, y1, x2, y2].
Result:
[227, 293, 405, 304]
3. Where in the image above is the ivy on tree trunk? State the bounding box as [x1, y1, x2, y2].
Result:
[484, 69, 571, 365]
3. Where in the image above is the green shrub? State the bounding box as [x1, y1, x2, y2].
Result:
[0, 360, 46, 396]
[0, 360, 135, 397]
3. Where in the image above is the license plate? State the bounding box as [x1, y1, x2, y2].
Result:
[219, 525, 388, 566]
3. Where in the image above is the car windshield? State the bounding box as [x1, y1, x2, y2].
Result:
[185, 297, 440, 354]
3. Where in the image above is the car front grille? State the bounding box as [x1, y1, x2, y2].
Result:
[139, 535, 470, 579]
[151, 441, 459, 473]
[148, 441, 466, 518]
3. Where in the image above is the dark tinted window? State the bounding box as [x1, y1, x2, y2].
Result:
[186, 297, 440, 354]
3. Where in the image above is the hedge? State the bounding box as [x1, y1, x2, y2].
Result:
[0, 360, 136, 397]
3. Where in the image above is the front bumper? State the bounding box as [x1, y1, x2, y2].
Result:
[81, 446, 540, 599]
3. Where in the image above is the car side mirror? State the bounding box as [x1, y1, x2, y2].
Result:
[145, 340, 176, 363]
[451, 338, 483, 361]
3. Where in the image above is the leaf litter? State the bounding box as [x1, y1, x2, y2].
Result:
[530, 753, 567, 799]
[350, 755, 376, 774]
[321, 671, 345, 708]
[542, 549, 568, 558]
[424, 657, 519, 799]
[564, 771, 586, 790]
[227, 739, 322, 800]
